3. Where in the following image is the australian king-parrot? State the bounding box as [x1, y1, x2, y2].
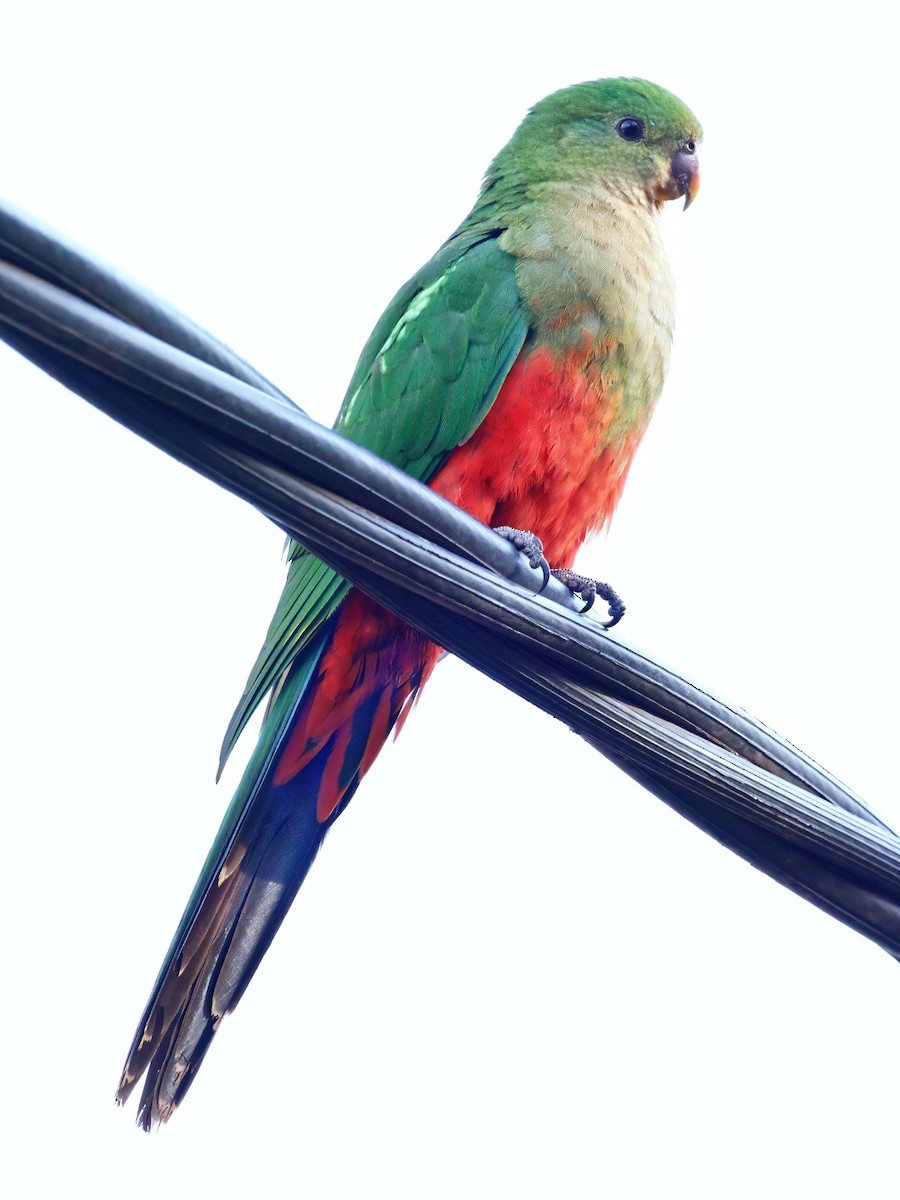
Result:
[116, 76, 701, 1128]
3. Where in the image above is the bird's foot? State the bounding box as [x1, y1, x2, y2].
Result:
[551, 568, 626, 629]
[493, 526, 550, 588]
[494, 527, 625, 628]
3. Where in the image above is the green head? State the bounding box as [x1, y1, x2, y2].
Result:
[488, 77, 701, 209]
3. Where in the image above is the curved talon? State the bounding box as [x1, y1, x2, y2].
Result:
[493, 525, 551, 589]
[493, 530, 624, 625]
[551, 569, 625, 629]
[598, 583, 626, 629]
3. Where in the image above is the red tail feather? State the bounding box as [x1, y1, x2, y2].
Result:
[273, 592, 441, 822]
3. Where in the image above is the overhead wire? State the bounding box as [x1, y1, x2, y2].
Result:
[2, 197, 898, 960]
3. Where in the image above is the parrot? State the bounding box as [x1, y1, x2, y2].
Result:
[116, 76, 701, 1129]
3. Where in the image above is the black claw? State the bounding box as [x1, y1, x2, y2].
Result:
[494, 525, 551, 588]
[551, 569, 626, 629]
[493, 529, 624, 627]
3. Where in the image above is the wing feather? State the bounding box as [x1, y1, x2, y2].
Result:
[219, 234, 528, 771]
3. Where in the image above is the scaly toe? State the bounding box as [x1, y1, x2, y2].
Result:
[493, 526, 551, 589]
[551, 568, 625, 628]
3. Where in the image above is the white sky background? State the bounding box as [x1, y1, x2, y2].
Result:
[1, 2, 898, 1196]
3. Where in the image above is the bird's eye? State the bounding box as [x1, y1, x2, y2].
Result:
[616, 117, 645, 142]
[684, 138, 696, 154]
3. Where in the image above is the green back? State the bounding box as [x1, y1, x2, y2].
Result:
[219, 232, 528, 770]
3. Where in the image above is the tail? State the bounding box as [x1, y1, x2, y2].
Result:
[117, 599, 434, 1128]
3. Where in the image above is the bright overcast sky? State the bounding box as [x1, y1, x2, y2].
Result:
[2, 3, 898, 1197]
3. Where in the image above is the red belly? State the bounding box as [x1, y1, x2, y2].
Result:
[429, 344, 647, 564]
[274, 344, 649, 814]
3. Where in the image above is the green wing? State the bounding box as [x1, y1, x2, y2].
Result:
[218, 233, 529, 771]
